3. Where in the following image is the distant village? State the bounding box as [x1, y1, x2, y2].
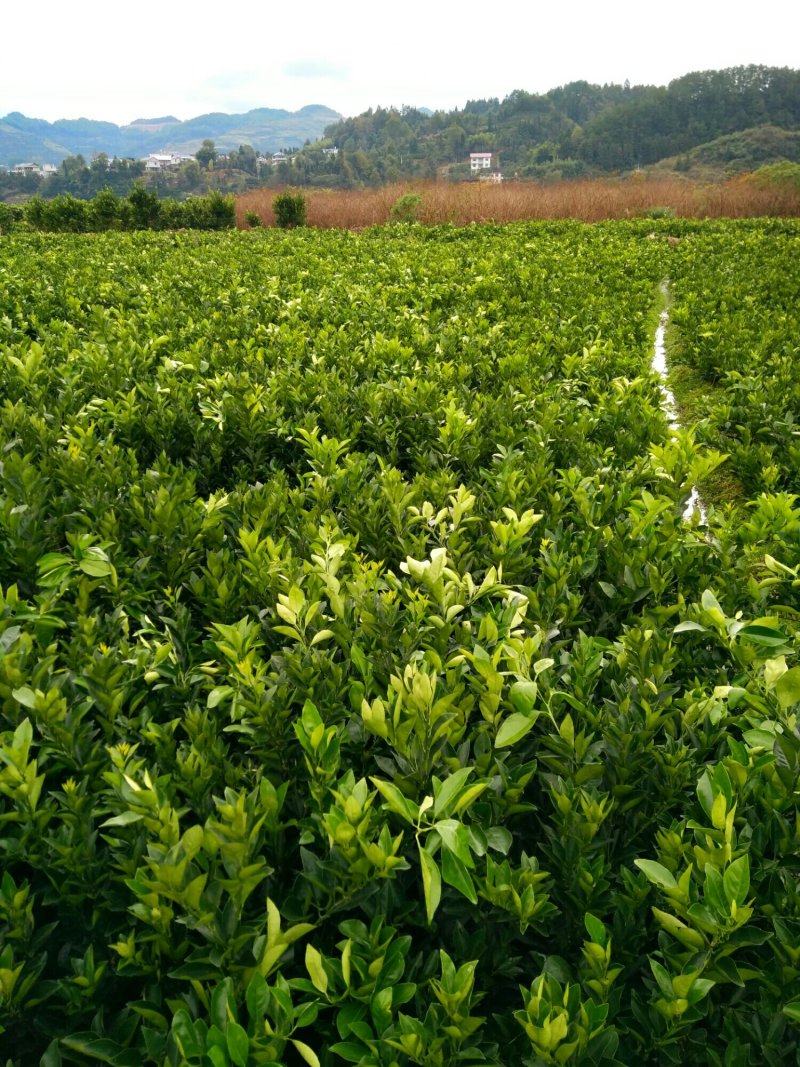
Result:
[2, 146, 506, 181]
[2, 147, 341, 177]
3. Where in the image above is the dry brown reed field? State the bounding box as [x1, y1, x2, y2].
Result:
[236, 177, 800, 230]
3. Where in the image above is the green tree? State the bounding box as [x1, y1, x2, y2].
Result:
[272, 191, 306, 228]
[444, 124, 468, 160]
[195, 139, 217, 168]
[234, 143, 258, 175]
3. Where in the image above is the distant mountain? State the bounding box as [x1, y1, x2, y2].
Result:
[0, 105, 342, 166]
[129, 116, 181, 126]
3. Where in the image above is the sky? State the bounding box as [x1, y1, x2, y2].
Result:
[3, 1, 798, 126]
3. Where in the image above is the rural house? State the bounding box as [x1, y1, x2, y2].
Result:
[469, 152, 493, 172]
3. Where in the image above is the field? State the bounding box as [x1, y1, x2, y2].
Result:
[236, 178, 800, 228]
[0, 220, 799, 1066]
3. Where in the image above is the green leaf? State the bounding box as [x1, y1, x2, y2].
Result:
[673, 620, 707, 634]
[329, 1042, 369, 1063]
[306, 943, 329, 995]
[649, 959, 674, 998]
[170, 1009, 203, 1058]
[495, 711, 539, 749]
[100, 811, 144, 828]
[509, 679, 537, 714]
[701, 589, 723, 614]
[434, 819, 472, 864]
[584, 913, 606, 946]
[433, 767, 473, 818]
[742, 729, 777, 751]
[291, 1038, 321, 1067]
[301, 699, 323, 733]
[311, 628, 335, 646]
[350, 643, 368, 679]
[78, 556, 112, 577]
[130, 1001, 167, 1031]
[707, 957, 744, 987]
[723, 856, 750, 907]
[41, 1039, 62, 1067]
[167, 959, 221, 980]
[696, 769, 714, 819]
[370, 778, 418, 825]
[441, 847, 478, 904]
[211, 977, 235, 1032]
[208, 685, 234, 709]
[207, 1048, 227, 1067]
[737, 624, 789, 647]
[227, 1021, 249, 1067]
[418, 843, 441, 924]
[485, 826, 512, 854]
[634, 859, 677, 889]
[60, 1034, 140, 1066]
[783, 1000, 800, 1024]
[11, 686, 37, 709]
[451, 781, 489, 815]
[704, 864, 727, 916]
[775, 666, 800, 709]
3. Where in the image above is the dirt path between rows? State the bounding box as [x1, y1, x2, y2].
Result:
[652, 280, 708, 525]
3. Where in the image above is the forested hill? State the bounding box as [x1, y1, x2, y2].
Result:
[2, 65, 798, 186]
[297, 65, 800, 184]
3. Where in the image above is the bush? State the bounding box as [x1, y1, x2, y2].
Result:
[645, 205, 676, 219]
[181, 191, 236, 230]
[390, 192, 424, 223]
[90, 187, 122, 230]
[273, 191, 306, 228]
[15, 188, 235, 234]
[0, 202, 17, 234]
[746, 161, 800, 191]
[41, 194, 90, 232]
[23, 196, 47, 228]
[244, 210, 262, 228]
[127, 183, 162, 229]
[204, 189, 236, 230]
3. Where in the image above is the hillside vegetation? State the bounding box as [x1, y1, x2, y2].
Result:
[286, 65, 800, 186]
[649, 126, 800, 181]
[2, 66, 798, 192]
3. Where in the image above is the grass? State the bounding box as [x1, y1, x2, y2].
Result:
[236, 177, 800, 229]
[662, 315, 747, 509]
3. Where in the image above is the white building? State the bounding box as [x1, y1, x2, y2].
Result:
[469, 152, 493, 173]
[143, 152, 192, 171]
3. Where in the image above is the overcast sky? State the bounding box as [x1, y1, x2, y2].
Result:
[3, 1, 798, 125]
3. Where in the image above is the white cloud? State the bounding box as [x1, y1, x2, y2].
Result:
[283, 60, 349, 81]
[2, 0, 797, 124]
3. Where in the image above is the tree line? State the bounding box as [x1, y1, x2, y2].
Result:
[287, 65, 800, 184]
[2, 65, 797, 199]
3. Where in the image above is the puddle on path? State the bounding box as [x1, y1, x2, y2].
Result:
[652, 283, 708, 525]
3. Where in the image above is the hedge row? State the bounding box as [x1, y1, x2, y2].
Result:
[0, 185, 235, 234]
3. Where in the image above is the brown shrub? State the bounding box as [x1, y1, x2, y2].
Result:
[236, 177, 800, 231]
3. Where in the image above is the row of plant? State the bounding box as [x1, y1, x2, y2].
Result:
[0, 220, 798, 1066]
[665, 220, 800, 497]
[0, 186, 235, 234]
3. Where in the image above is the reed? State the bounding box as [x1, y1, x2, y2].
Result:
[236, 177, 800, 230]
